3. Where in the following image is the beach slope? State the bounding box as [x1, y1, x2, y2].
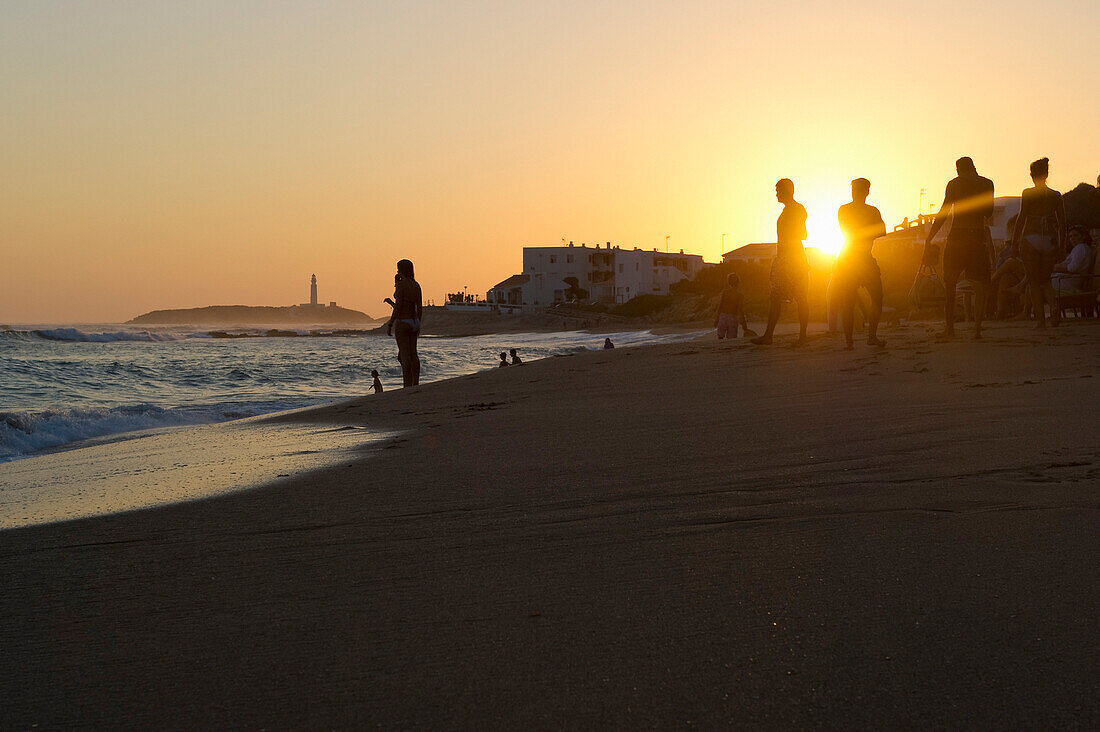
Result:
[2, 321, 1098, 727]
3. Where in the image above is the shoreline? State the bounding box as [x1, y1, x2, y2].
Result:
[3, 319, 1099, 726]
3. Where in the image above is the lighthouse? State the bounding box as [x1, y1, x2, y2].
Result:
[310, 274, 318, 306]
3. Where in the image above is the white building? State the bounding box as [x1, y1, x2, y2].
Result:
[488, 242, 707, 307]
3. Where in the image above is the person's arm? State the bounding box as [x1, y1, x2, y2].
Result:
[872, 208, 887, 239]
[738, 296, 748, 330]
[385, 285, 400, 335]
[924, 184, 952, 259]
[798, 208, 808, 243]
[1055, 195, 1067, 256]
[1010, 204, 1026, 255]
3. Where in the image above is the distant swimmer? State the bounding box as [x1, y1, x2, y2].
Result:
[499, 352, 509, 367]
[924, 157, 994, 339]
[370, 369, 383, 394]
[836, 178, 887, 349]
[1010, 157, 1067, 329]
[603, 338, 615, 349]
[714, 273, 749, 340]
[510, 348, 522, 365]
[752, 179, 809, 346]
[385, 260, 422, 386]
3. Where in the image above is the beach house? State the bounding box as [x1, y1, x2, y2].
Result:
[489, 243, 707, 308]
[722, 242, 777, 266]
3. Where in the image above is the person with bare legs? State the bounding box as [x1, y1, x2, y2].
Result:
[752, 178, 809, 346]
[715, 273, 749, 339]
[1010, 158, 1066, 329]
[923, 157, 994, 339]
[385, 259, 423, 386]
[836, 178, 887, 349]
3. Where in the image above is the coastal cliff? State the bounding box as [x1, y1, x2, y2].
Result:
[128, 304, 378, 325]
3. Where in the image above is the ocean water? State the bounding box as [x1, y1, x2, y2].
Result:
[1, 325, 699, 462]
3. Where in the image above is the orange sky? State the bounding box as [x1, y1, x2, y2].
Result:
[2, 1, 1098, 323]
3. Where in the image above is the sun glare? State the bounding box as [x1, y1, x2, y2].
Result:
[803, 197, 846, 257]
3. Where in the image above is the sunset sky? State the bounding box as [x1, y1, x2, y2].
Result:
[2, 0, 1098, 323]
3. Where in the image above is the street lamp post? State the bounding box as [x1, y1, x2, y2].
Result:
[665, 234, 670, 253]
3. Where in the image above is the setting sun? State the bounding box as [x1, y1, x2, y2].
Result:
[802, 193, 848, 257]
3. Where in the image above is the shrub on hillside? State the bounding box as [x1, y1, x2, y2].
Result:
[610, 294, 674, 318]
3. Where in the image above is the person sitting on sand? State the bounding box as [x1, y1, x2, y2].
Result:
[370, 369, 383, 394]
[835, 178, 887, 350]
[510, 348, 522, 365]
[603, 338, 614, 349]
[714, 273, 749, 340]
[752, 178, 809, 346]
[499, 352, 509, 367]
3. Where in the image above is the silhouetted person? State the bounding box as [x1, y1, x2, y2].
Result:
[924, 157, 994, 339]
[836, 178, 887, 349]
[499, 352, 509, 367]
[603, 338, 614, 349]
[752, 179, 809, 345]
[383, 274, 401, 311]
[1052, 226, 1094, 292]
[370, 369, 383, 394]
[1010, 157, 1067, 328]
[510, 348, 522, 365]
[385, 259, 422, 386]
[715, 273, 749, 339]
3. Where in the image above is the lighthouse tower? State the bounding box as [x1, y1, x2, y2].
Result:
[310, 274, 318, 306]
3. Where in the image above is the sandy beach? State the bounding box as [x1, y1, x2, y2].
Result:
[2, 319, 1098, 728]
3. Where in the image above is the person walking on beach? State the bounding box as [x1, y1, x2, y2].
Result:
[1010, 158, 1067, 329]
[385, 259, 422, 387]
[752, 178, 809, 346]
[370, 369, 384, 394]
[836, 178, 887, 349]
[715, 273, 749, 339]
[924, 157, 995, 339]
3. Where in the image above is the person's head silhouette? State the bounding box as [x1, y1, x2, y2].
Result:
[1029, 157, 1049, 183]
[956, 157, 976, 176]
[726, 272, 740, 288]
[851, 178, 870, 203]
[775, 178, 795, 204]
[397, 259, 415, 279]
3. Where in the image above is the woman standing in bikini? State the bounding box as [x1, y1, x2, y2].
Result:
[385, 259, 423, 386]
[1010, 158, 1067, 328]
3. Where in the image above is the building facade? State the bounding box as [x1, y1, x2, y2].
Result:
[722, 242, 777, 266]
[489, 242, 707, 307]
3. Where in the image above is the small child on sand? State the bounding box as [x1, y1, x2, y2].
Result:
[499, 352, 509, 367]
[370, 369, 383, 394]
[715, 273, 750, 339]
[510, 348, 522, 365]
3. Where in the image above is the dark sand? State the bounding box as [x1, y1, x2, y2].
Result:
[2, 320, 1098, 728]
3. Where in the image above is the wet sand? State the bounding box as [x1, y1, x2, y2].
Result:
[2, 319, 1098, 727]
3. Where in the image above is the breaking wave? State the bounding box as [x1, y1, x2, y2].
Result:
[0, 401, 313, 463]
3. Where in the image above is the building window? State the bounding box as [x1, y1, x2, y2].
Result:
[566, 254, 574, 263]
[618, 264, 623, 273]
[635, 263, 639, 270]
[550, 255, 557, 264]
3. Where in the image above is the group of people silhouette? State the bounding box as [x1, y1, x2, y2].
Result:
[722, 156, 1078, 349]
[376, 156, 1083, 390]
